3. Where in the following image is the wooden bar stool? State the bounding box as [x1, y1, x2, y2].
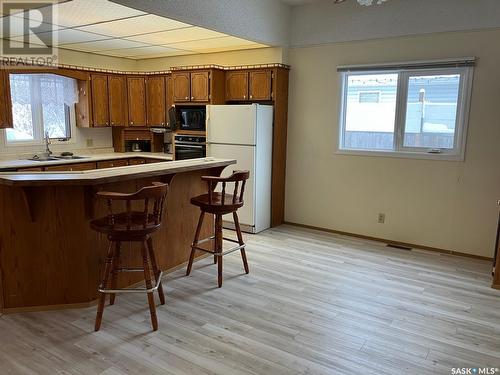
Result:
[186, 171, 250, 287]
[90, 182, 168, 331]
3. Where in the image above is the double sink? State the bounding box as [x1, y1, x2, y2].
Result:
[28, 155, 89, 162]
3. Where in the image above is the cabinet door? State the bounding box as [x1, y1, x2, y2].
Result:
[225, 71, 248, 101]
[127, 76, 147, 126]
[0, 70, 13, 128]
[190, 71, 210, 102]
[91, 74, 110, 127]
[76, 79, 92, 128]
[249, 70, 272, 101]
[45, 162, 96, 171]
[108, 75, 127, 126]
[172, 72, 190, 102]
[146, 76, 166, 126]
[165, 74, 173, 111]
[96, 159, 128, 169]
[129, 158, 146, 165]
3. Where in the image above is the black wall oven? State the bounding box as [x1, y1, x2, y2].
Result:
[174, 135, 206, 160]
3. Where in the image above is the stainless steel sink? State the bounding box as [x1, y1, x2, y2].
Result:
[54, 155, 89, 160]
[28, 157, 59, 162]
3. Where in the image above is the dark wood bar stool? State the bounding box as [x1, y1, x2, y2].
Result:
[186, 170, 250, 287]
[90, 182, 168, 331]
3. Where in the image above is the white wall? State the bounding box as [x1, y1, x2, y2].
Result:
[285, 29, 500, 257]
[291, 0, 500, 46]
[136, 47, 286, 71]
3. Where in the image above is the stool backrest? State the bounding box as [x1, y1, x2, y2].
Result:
[96, 182, 168, 229]
[202, 170, 250, 205]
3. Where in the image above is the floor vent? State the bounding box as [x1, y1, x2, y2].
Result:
[386, 243, 412, 250]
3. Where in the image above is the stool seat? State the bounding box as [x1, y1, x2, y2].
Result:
[190, 193, 243, 214]
[186, 171, 250, 287]
[90, 212, 161, 238]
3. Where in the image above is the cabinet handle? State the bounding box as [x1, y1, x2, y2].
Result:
[110, 163, 114, 167]
[130, 121, 134, 125]
[105, 122, 109, 125]
[250, 95, 253, 99]
[161, 122, 164, 126]
[69, 168, 73, 171]
[243, 95, 246, 99]
[191, 96, 194, 100]
[111, 122, 114, 125]
[185, 96, 189, 100]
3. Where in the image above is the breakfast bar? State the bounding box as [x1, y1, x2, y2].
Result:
[0, 157, 235, 313]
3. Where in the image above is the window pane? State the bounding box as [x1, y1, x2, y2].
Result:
[41, 76, 69, 138]
[6, 75, 34, 141]
[343, 73, 398, 150]
[403, 74, 460, 149]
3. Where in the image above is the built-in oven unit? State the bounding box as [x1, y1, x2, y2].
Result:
[174, 135, 206, 160]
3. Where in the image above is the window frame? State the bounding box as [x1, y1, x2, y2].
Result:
[337, 65, 474, 161]
[3, 73, 76, 148]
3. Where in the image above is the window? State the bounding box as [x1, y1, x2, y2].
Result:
[338, 60, 474, 159]
[6, 73, 78, 143]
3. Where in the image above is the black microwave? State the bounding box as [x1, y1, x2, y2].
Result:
[169, 106, 206, 131]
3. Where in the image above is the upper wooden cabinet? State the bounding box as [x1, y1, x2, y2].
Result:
[76, 78, 92, 128]
[225, 71, 249, 101]
[249, 70, 272, 101]
[225, 69, 273, 102]
[127, 76, 147, 126]
[0, 70, 13, 129]
[172, 72, 190, 102]
[91, 74, 110, 127]
[108, 75, 128, 126]
[190, 71, 210, 102]
[146, 76, 166, 126]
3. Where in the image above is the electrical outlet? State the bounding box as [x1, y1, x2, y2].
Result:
[86, 138, 93, 147]
[378, 213, 386, 224]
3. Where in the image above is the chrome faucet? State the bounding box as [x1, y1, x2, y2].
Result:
[44, 131, 52, 157]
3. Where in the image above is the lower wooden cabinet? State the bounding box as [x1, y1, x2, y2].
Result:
[128, 158, 146, 165]
[45, 162, 96, 171]
[96, 159, 128, 169]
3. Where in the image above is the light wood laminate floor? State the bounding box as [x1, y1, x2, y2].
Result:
[0, 225, 499, 375]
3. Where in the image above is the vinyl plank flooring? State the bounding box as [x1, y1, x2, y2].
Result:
[0, 224, 499, 375]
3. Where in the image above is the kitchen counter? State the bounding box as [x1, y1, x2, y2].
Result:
[0, 157, 235, 313]
[0, 152, 173, 170]
[0, 157, 234, 186]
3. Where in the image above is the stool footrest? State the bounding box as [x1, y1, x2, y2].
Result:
[99, 271, 163, 294]
[191, 243, 245, 256]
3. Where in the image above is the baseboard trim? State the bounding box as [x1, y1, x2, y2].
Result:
[1, 253, 211, 315]
[283, 221, 493, 261]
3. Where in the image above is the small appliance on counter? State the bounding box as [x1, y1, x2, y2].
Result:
[174, 135, 206, 160]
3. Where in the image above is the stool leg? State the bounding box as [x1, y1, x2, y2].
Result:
[233, 212, 249, 274]
[147, 236, 165, 305]
[215, 214, 223, 288]
[109, 241, 121, 306]
[186, 211, 205, 276]
[141, 241, 158, 331]
[95, 242, 114, 331]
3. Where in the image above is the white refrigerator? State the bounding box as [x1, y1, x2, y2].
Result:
[206, 104, 273, 234]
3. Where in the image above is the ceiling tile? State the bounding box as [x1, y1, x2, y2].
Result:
[62, 38, 148, 52]
[125, 26, 227, 45]
[0, 15, 61, 37]
[96, 45, 183, 57]
[166, 36, 267, 53]
[76, 14, 190, 38]
[31, 0, 146, 28]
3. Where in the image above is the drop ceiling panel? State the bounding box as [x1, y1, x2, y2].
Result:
[126, 26, 227, 45]
[76, 14, 190, 38]
[96, 45, 184, 57]
[166, 37, 265, 53]
[0, 15, 61, 37]
[62, 38, 148, 52]
[42, 0, 145, 27]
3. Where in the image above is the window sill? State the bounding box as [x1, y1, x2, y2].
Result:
[336, 148, 465, 161]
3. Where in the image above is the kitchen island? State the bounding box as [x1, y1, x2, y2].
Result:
[0, 157, 235, 313]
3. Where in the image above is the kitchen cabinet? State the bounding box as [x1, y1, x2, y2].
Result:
[17, 167, 43, 172]
[225, 69, 273, 102]
[146, 76, 166, 126]
[76, 78, 93, 127]
[249, 70, 272, 101]
[91, 74, 110, 127]
[108, 75, 128, 126]
[190, 71, 210, 102]
[165, 74, 173, 112]
[0, 70, 13, 128]
[225, 71, 249, 101]
[129, 158, 146, 165]
[96, 159, 128, 169]
[45, 162, 96, 171]
[172, 72, 190, 102]
[127, 76, 147, 126]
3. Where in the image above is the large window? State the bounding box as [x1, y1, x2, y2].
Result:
[338, 61, 474, 160]
[6, 73, 78, 144]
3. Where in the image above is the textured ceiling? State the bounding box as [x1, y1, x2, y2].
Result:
[0, 0, 268, 60]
